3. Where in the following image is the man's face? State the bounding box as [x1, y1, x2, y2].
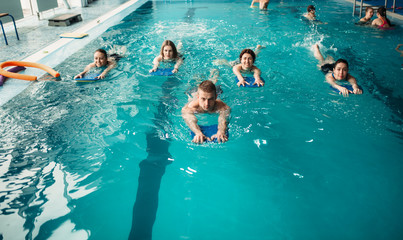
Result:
[197, 89, 216, 111]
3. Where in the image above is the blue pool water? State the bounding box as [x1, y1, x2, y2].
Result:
[1, 0, 403, 239]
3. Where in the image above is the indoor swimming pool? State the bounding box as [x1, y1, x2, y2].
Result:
[0, 0, 402, 239]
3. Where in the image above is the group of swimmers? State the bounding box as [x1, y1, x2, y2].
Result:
[73, 1, 400, 144]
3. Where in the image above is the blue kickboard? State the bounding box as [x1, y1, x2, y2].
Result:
[150, 68, 174, 76]
[190, 124, 229, 143]
[330, 84, 363, 94]
[235, 76, 265, 88]
[75, 73, 100, 82]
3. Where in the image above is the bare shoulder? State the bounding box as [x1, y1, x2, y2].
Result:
[216, 100, 230, 111]
[87, 62, 96, 68]
[182, 100, 198, 113]
[347, 73, 356, 81]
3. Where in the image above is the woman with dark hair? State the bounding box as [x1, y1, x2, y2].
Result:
[233, 49, 264, 87]
[149, 40, 183, 74]
[74, 48, 122, 79]
[372, 6, 391, 28]
[313, 44, 362, 96]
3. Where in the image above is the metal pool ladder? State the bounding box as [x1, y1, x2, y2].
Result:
[353, 0, 397, 18]
[0, 13, 20, 45]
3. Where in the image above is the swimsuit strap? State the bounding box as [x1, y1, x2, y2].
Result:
[380, 17, 387, 27]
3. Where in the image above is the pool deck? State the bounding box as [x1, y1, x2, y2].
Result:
[0, 0, 402, 106]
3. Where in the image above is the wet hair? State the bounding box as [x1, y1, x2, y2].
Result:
[377, 6, 391, 25]
[307, 5, 315, 12]
[239, 49, 256, 63]
[333, 59, 349, 70]
[365, 6, 374, 13]
[198, 80, 216, 96]
[95, 49, 108, 59]
[160, 40, 178, 59]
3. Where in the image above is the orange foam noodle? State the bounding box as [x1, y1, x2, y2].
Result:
[0, 61, 60, 81]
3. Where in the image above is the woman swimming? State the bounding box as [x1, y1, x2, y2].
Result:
[233, 49, 264, 87]
[74, 48, 122, 79]
[213, 45, 264, 87]
[149, 40, 183, 74]
[372, 6, 391, 28]
[313, 44, 362, 97]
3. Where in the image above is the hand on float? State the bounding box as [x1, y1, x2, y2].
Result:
[211, 131, 228, 143]
[237, 77, 249, 87]
[149, 67, 157, 73]
[192, 133, 209, 144]
[253, 79, 264, 87]
[338, 87, 352, 97]
[172, 68, 178, 73]
[74, 73, 83, 79]
[97, 73, 106, 79]
[353, 86, 362, 95]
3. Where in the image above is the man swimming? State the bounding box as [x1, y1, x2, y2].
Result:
[182, 80, 230, 143]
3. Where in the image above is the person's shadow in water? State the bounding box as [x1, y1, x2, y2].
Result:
[129, 77, 180, 240]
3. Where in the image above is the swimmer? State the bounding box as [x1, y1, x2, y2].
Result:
[213, 44, 264, 67]
[372, 6, 391, 28]
[304, 5, 317, 20]
[149, 40, 183, 74]
[359, 7, 374, 24]
[250, 0, 270, 10]
[233, 48, 264, 87]
[182, 80, 230, 143]
[213, 45, 264, 87]
[74, 48, 122, 79]
[313, 44, 362, 97]
[303, 5, 327, 24]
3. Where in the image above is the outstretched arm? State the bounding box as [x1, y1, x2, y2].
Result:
[74, 63, 95, 79]
[172, 57, 183, 73]
[347, 74, 362, 95]
[233, 64, 248, 87]
[252, 66, 264, 87]
[182, 105, 209, 143]
[211, 103, 230, 143]
[149, 55, 162, 73]
[97, 61, 117, 79]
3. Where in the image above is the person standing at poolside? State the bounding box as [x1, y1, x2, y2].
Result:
[149, 40, 183, 74]
[313, 44, 362, 97]
[182, 80, 230, 143]
[250, 0, 270, 10]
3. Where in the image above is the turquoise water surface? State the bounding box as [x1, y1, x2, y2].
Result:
[1, 0, 402, 239]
